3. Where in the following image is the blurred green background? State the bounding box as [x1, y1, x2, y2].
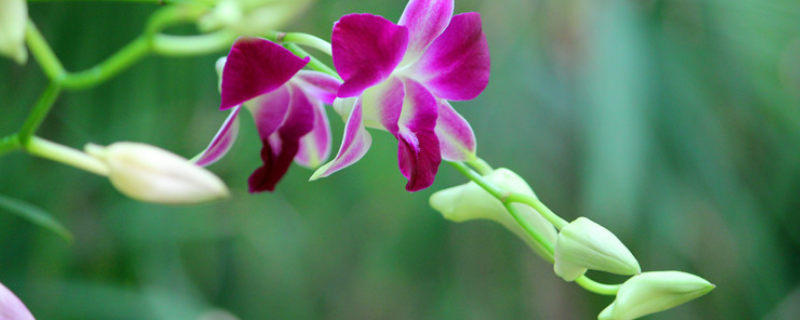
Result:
[2, 0, 799, 319]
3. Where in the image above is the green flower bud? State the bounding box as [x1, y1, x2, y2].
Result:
[554, 217, 640, 281]
[86, 142, 230, 205]
[429, 168, 557, 261]
[0, 0, 28, 65]
[598, 271, 715, 320]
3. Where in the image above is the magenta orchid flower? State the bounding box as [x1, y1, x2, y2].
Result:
[0, 281, 35, 320]
[310, 0, 490, 192]
[195, 37, 341, 193]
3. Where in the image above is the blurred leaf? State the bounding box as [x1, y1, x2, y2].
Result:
[0, 194, 72, 242]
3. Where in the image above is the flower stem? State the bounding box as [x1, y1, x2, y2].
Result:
[18, 83, 62, 146]
[284, 43, 341, 80]
[466, 157, 493, 175]
[25, 20, 67, 81]
[575, 275, 621, 295]
[448, 160, 622, 296]
[152, 30, 237, 56]
[282, 32, 332, 56]
[507, 193, 569, 230]
[26, 137, 109, 176]
[0, 135, 21, 157]
[61, 37, 151, 90]
[448, 161, 555, 257]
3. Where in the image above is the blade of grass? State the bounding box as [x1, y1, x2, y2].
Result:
[0, 194, 73, 243]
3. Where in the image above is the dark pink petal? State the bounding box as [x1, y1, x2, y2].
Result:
[435, 100, 476, 161]
[220, 37, 309, 110]
[295, 100, 331, 168]
[409, 13, 490, 101]
[195, 107, 242, 166]
[397, 0, 454, 65]
[0, 282, 35, 320]
[396, 79, 441, 191]
[293, 71, 342, 105]
[248, 84, 316, 192]
[398, 130, 441, 191]
[332, 14, 409, 98]
[310, 100, 372, 179]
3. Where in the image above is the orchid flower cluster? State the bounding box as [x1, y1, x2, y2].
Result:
[0, 0, 713, 319]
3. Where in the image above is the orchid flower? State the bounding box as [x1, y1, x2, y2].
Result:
[195, 37, 341, 192]
[310, 0, 490, 192]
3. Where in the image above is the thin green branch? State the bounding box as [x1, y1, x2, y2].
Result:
[284, 43, 341, 80]
[0, 135, 22, 157]
[575, 275, 621, 296]
[152, 30, 237, 56]
[507, 193, 569, 229]
[18, 83, 62, 146]
[466, 157, 493, 175]
[25, 20, 67, 81]
[283, 32, 332, 56]
[61, 37, 151, 90]
[26, 137, 109, 176]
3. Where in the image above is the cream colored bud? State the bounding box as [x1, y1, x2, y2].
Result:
[598, 271, 715, 320]
[0, 0, 28, 64]
[429, 168, 557, 261]
[85, 142, 230, 205]
[554, 217, 640, 281]
[199, 0, 312, 35]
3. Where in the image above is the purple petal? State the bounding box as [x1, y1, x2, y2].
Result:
[248, 84, 316, 192]
[398, 130, 441, 191]
[396, 79, 441, 191]
[397, 0, 454, 65]
[0, 282, 35, 320]
[195, 107, 241, 166]
[220, 37, 309, 110]
[247, 85, 291, 139]
[361, 76, 404, 134]
[295, 100, 332, 168]
[435, 100, 476, 161]
[332, 14, 409, 98]
[310, 100, 372, 179]
[409, 13, 490, 101]
[293, 71, 342, 105]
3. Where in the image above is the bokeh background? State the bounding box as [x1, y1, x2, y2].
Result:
[2, 0, 800, 319]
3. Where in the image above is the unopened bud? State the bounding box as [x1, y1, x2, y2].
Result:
[430, 168, 557, 261]
[0, 281, 35, 320]
[598, 271, 715, 320]
[0, 0, 28, 65]
[554, 217, 640, 281]
[86, 142, 230, 204]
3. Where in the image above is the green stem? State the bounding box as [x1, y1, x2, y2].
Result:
[60, 37, 151, 90]
[25, 20, 67, 81]
[146, 4, 210, 35]
[26, 137, 109, 176]
[449, 161, 555, 257]
[575, 276, 621, 295]
[284, 43, 341, 80]
[18, 83, 62, 146]
[448, 160, 622, 296]
[466, 157, 493, 175]
[507, 193, 569, 230]
[152, 30, 237, 56]
[283, 32, 332, 56]
[0, 135, 22, 157]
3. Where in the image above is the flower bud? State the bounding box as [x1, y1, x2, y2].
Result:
[85, 142, 230, 204]
[0, 0, 28, 65]
[554, 217, 640, 281]
[198, 0, 312, 35]
[429, 168, 557, 261]
[0, 281, 35, 320]
[598, 271, 715, 320]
